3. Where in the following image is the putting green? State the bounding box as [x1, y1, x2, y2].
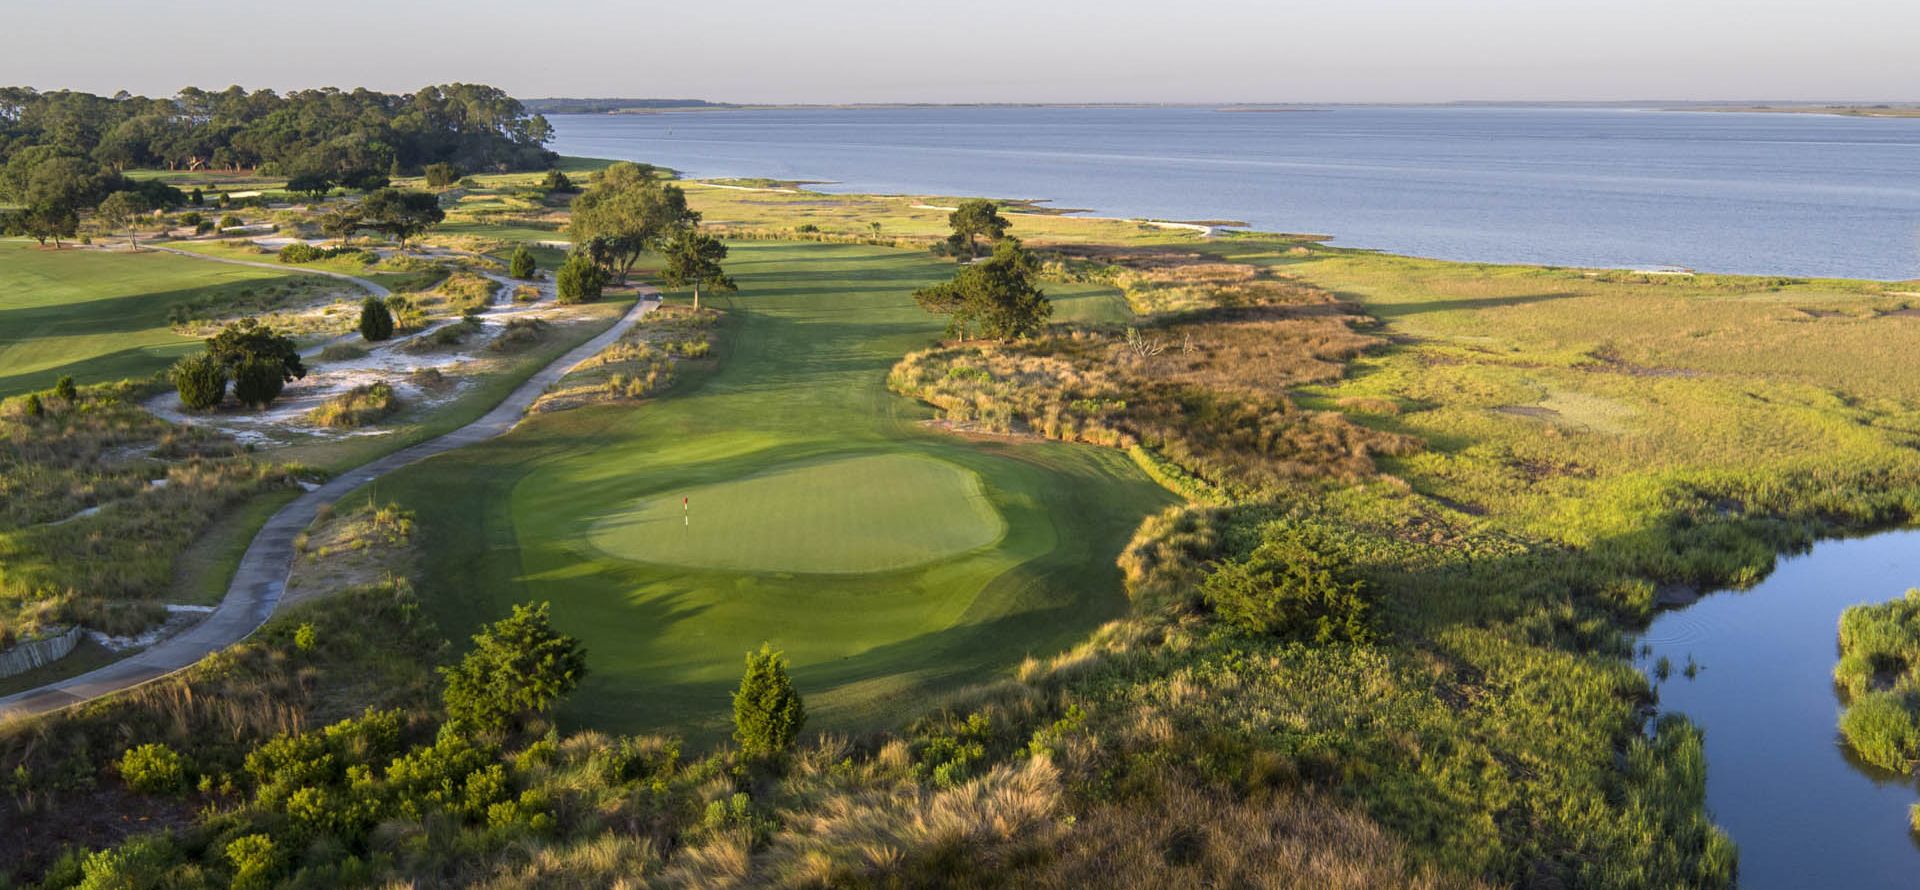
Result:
[382, 241, 1175, 741]
[588, 453, 1004, 574]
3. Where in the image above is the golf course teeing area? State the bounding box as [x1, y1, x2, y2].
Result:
[383, 242, 1173, 741]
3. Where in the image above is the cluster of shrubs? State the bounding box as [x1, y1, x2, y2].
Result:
[277, 243, 367, 265]
[168, 319, 306, 411]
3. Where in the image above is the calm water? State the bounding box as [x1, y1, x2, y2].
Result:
[1638, 530, 1920, 888]
[548, 106, 1920, 280]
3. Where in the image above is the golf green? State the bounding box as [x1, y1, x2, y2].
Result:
[588, 453, 1005, 574]
[379, 241, 1174, 742]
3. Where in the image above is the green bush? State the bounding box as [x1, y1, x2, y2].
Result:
[226, 834, 279, 890]
[1199, 526, 1373, 643]
[118, 742, 187, 794]
[217, 213, 242, 229]
[169, 352, 228, 410]
[542, 169, 577, 193]
[232, 356, 287, 409]
[424, 162, 460, 188]
[556, 252, 605, 304]
[359, 295, 395, 341]
[53, 374, 77, 402]
[22, 392, 44, 419]
[278, 242, 325, 264]
[441, 601, 588, 734]
[509, 244, 536, 280]
[732, 643, 805, 759]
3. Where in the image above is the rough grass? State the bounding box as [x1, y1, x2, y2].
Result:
[532, 302, 719, 412]
[305, 382, 399, 429]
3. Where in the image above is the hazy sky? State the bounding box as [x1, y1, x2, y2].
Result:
[5, 0, 1914, 103]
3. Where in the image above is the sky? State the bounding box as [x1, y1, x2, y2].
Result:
[5, 0, 1915, 104]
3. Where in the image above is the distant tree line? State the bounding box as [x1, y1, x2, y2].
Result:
[0, 83, 556, 179]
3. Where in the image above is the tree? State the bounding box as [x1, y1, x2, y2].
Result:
[169, 352, 228, 410]
[358, 296, 395, 341]
[732, 643, 805, 759]
[569, 161, 697, 284]
[556, 251, 606, 304]
[659, 226, 736, 310]
[509, 244, 536, 280]
[320, 206, 363, 243]
[946, 199, 1010, 259]
[94, 190, 151, 249]
[912, 239, 1052, 341]
[286, 172, 333, 200]
[188, 187, 204, 206]
[358, 188, 444, 249]
[423, 162, 460, 188]
[2, 203, 79, 248]
[440, 601, 588, 734]
[207, 319, 305, 408]
[542, 168, 577, 194]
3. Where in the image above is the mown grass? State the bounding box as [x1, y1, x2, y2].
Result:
[0, 242, 305, 398]
[377, 241, 1176, 742]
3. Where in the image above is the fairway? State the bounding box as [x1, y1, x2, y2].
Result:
[0, 241, 303, 397]
[381, 241, 1174, 741]
[589, 453, 1005, 574]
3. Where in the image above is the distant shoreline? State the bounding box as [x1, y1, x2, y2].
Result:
[530, 100, 1920, 116]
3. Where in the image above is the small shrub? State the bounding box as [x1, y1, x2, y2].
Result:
[440, 601, 588, 733]
[218, 213, 242, 230]
[118, 742, 187, 794]
[170, 352, 229, 410]
[307, 382, 399, 428]
[509, 244, 536, 280]
[279, 242, 325, 264]
[732, 643, 805, 759]
[23, 392, 44, 419]
[232, 356, 288, 409]
[53, 375, 78, 402]
[424, 162, 460, 188]
[359, 295, 395, 341]
[318, 343, 368, 362]
[1200, 526, 1373, 643]
[557, 252, 605, 304]
[226, 834, 279, 889]
[294, 623, 317, 651]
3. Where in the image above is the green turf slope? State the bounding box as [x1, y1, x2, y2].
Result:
[0, 241, 300, 397]
[0, 241, 311, 398]
[380, 241, 1174, 741]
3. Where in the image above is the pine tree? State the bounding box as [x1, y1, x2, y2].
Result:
[732, 643, 805, 759]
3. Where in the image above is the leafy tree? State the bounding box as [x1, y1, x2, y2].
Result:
[207, 318, 305, 406]
[423, 162, 460, 188]
[359, 296, 395, 341]
[94, 189, 151, 249]
[358, 188, 444, 248]
[732, 643, 805, 759]
[946, 198, 1010, 259]
[440, 601, 588, 734]
[509, 244, 536, 280]
[169, 352, 228, 409]
[320, 205, 363, 243]
[569, 162, 696, 284]
[53, 375, 77, 402]
[542, 168, 577, 194]
[912, 239, 1052, 340]
[556, 251, 606, 304]
[660, 226, 736, 310]
[2, 202, 79, 248]
[286, 172, 334, 199]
